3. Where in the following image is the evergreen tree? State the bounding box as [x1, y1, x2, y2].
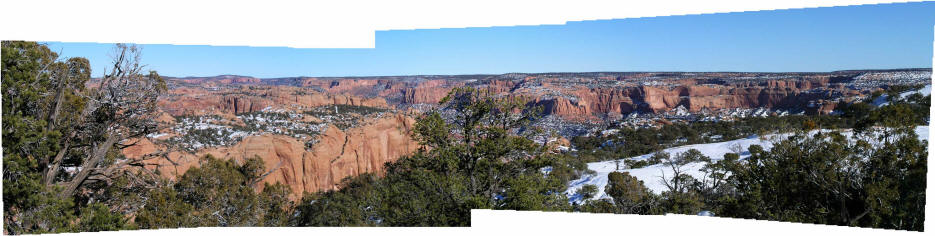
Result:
[604, 172, 657, 214]
[576, 184, 598, 200]
[135, 155, 295, 228]
[292, 87, 586, 226]
[3, 41, 162, 233]
[715, 103, 927, 231]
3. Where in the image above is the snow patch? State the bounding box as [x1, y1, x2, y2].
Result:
[566, 126, 929, 204]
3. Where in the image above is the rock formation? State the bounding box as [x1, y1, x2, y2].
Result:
[130, 114, 417, 199]
[121, 69, 929, 198]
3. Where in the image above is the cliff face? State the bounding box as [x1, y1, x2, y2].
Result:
[380, 76, 847, 120]
[171, 75, 262, 85]
[162, 74, 851, 121]
[510, 82, 840, 120]
[532, 97, 593, 120]
[158, 86, 389, 116]
[402, 87, 448, 104]
[218, 92, 388, 114]
[135, 82, 414, 199]
[156, 70, 929, 121]
[214, 114, 416, 196]
[122, 70, 925, 199]
[132, 114, 417, 199]
[400, 80, 462, 104]
[634, 85, 833, 112]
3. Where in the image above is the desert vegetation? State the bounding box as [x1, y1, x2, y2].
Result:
[1, 41, 929, 233]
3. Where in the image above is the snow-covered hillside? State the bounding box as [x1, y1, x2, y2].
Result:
[566, 126, 929, 203]
[873, 84, 931, 106]
[907, 84, 932, 98]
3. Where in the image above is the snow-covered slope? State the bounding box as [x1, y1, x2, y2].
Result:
[901, 84, 931, 98]
[873, 84, 931, 106]
[566, 126, 929, 203]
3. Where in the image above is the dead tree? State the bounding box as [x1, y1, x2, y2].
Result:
[40, 44, 168, 198]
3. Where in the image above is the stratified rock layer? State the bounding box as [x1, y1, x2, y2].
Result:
[132, 114, 417, 199]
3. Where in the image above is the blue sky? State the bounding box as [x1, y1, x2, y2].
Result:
[46, 2, 935, 78]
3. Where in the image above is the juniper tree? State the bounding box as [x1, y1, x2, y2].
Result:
[605, 171, 657, 214]
[135, 155, 295, 228]
[716, 102, 928, 231]
[293, 87, 586, 226]
[3, 42, 167, 234]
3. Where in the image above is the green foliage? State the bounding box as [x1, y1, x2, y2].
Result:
[572, 114, 850, 163]
[3, 41, 929, 231]
[292, 175, 380, 226]
[569, 91, 928, 231]
[715, 119, 927, 230]
[604, 172, 658, 214]
[292, 87, 587, 226]
[499, 173, 571, 211]
[622, 151, 666, 169]
[646, 150, 707, 214]
[3, 41, 65, 215]
[579, 199, 617, 213]
[659, 190, 704, 215]
[2, 183, 78, 234]
[135, 155, 295, 228]
[884, 84, 925, 97]
[77, 203, 132, 232]
[2, 41, 130, 234]
[134, 186, 199, 229]
[856, 103, 927, 133]
[576, 184, 598, 200]
[258, 183, 295, 226]
[302, 104, 389, 130]
[836, 101, 874, 127]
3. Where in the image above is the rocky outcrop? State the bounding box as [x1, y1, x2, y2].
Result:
[220, 95, 272, 114]
[152, 70, 930, 120]
[383, 76, 846, 120]
[532, 97, 592, 120]
[127, 70, 926, 200]
[374, 74, 853, 120]
[168, 75, 262, 85]
[524, 82, 840, 119]
[158, 86, 389, 116]
[133, 114, 418, 199]
[401, 80, 460, 104]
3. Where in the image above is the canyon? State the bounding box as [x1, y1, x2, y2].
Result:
[122, 69, 930, 198]
[169, 70, 929, 119]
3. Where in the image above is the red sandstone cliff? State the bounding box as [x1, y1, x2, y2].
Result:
[129, 114, 417, 199]
[158, 86, 389, 116]
[522, 82, 841, 119]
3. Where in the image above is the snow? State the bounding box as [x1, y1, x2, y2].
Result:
[901, 84, 931, 98]
[557, 146, 571, 152]
[670, 105, 690, 117]
[566, 126, 929, 203]
[873, 84, 931, 106]
[872, 95, 889, 106]
[63, 166, 82, 174]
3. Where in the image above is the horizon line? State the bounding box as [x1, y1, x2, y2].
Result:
[155, 67, 934, 80]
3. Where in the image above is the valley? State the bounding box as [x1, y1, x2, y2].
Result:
[125, 69, 930, 198]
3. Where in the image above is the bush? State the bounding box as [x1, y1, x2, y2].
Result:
[576, 184, 598, 199]
[135, 155, 294, 228]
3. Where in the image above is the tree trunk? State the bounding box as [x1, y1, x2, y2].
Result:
[45, 78, 66, 131]
[59, 134, 119, 198]
[42, 132, 74, 185]
[38, 81, 67, 171]
[849, 208, 871, 226]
